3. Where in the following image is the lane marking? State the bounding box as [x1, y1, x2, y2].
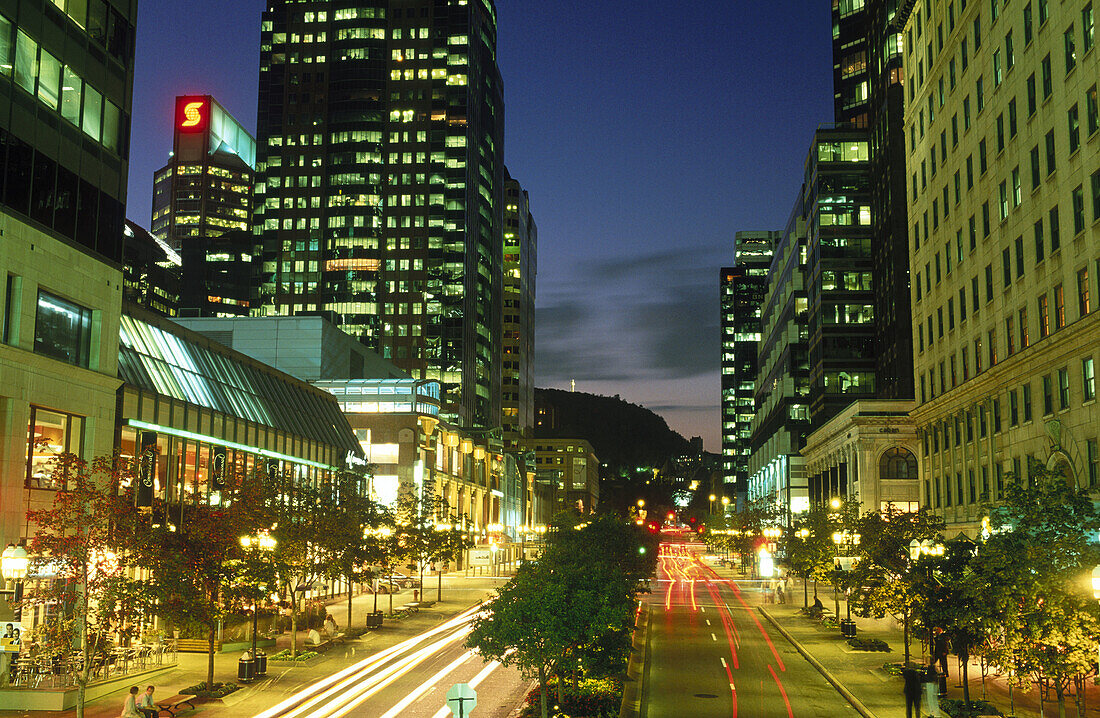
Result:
[711, 633, 717, 641]
[720, 657, 727, 668]
[706, 619, 711, 626]
[704, 582, 739, 668]
[692, 556, 785, 672]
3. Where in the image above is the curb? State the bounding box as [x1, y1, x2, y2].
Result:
[758, 606, 878, 718]
[618, 600, 650, 718]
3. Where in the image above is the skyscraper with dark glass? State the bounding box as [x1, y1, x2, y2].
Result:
[502, 169, 535, 449]
[832, 0, 914, 400]
[0, 0, 136, 261]
[151, 95, 256, 317]
[720, 231, 776, 500]
[253, 0, 505, 430]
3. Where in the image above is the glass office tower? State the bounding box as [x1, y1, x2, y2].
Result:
[253, 0, 505, 430]
[502, 169, 535, 448]
[720, 231, 776, 498]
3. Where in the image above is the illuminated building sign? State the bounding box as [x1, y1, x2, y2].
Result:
[176, 96, 209, 133]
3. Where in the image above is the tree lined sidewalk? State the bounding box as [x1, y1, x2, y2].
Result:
[707, 561, 1099, 718]
[0, 572, 504, 718]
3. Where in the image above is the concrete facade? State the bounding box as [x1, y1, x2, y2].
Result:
[903, 0, 1100, 534]
[801, 400, 921, 515]
[526, 438, 600, 515]
[0, 211, 123, 550]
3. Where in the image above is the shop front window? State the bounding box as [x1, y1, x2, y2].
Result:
[26, 406, 83, 490]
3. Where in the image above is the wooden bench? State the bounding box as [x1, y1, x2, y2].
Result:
[392, 604, 418, 618]
[156, 695, 197, 717]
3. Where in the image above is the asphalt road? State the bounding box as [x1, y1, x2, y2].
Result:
[641, 542, 860, 718]
[251, 605, 530, 718]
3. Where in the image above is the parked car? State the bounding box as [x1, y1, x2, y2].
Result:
[381, 571, 421, 589]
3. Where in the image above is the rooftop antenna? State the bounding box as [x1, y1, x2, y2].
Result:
[571, 379, 576, 393]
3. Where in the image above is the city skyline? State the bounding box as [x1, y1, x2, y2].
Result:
[125, 0, 836, 450]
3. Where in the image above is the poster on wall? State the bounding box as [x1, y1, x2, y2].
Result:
[1, 625, 23, 653]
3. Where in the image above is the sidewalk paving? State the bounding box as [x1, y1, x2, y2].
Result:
[707, 563, 1082, 718]
[0, 570, 512, 718]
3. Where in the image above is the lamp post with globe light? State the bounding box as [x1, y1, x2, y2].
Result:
[239, 532, 276, 677]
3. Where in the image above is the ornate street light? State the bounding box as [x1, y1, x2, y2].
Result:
[239, 533, 276, 678]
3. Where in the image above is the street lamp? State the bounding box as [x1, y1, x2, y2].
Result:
[831, 531, 860, 628]
[239, 532, 276, 676]
[1, 544, 29, 623]
[721, 496, 730, 514]
[709, 494, 717, 516]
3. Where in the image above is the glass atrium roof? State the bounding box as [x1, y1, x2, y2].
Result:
[119, 313, 360, 454]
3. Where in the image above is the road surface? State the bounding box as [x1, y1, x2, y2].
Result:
[641, 542, 859, 718]
[251, 606, 529, 718]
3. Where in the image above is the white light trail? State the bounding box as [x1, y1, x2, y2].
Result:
[253, 606, 481, 718]
[376, 650, 476, 718]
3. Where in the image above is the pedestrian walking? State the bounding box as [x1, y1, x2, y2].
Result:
[767, 576, 779, 604]
[137, 685, 157, 718]
[903, 667, 922, 718]
[923, 663, 943, 717]
[120, 686, 142, 718]
[933, 627, 950, 694]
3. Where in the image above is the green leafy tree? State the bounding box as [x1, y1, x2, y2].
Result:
[426, 507, 474, 603]
[24, 452, 144, 718]
[316, 469, 380, 629]
[784, 506, 840, 607]
[971, 465, 1100, 718]
[466, 561, 570, 718]
[917, 536, 986, 703]
[269, 478, 328, 657]
[125, 460, 276, 686]
[845, 505, 944, 666]
[728, 498, 780, 572]
[466, 513, 652, 718]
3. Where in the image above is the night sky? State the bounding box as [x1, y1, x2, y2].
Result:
[126, 1, 835, 451]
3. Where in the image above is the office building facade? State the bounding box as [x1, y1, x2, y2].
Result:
[903, 0, 1100, 535]
[150, 95, 256, 317]
[502, 170, 535, 448]
[252, 0, 505, 431]
[121, 219, 181, 317]
[720, 231, 777, 499]
[806, 128, 877, 426]
[833, 0, 916, 400]
[0, 0, 137, 563]
[748, 196, 811, 520]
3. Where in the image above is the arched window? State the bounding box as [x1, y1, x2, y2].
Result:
[880, 447, 917, 479]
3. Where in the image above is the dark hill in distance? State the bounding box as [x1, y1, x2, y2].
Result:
[533, 388, 693, 478]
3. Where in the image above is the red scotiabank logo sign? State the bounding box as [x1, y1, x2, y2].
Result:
[176, 96, 208, 133]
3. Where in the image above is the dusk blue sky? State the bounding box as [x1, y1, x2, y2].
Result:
[127, 1, 835, 451]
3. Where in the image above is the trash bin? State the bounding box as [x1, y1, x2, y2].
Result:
[367, 611, 384, 629]
[840, 618, 857, 638]
[254, 649, 267, 677]
[238, 652, 255, 683]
